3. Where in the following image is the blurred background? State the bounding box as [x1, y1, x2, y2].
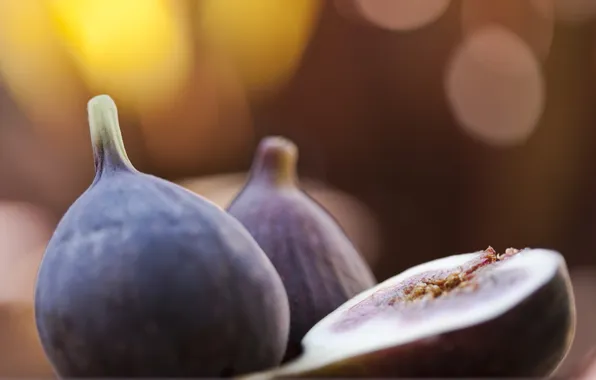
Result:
[0, 0, 594, 376]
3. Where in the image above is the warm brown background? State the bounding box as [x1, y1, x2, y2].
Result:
[0, 0, 593, 376]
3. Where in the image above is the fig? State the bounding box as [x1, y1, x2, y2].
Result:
[177, 172, 382, 266]
[227, 136, 377, 362]
[34, 95, 290, 378]
[243, 247, 576, 378]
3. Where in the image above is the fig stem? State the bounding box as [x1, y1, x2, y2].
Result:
[250, 136, 298, 187]
[88, 94, 136, 176]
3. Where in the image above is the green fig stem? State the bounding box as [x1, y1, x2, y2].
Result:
[250, 136, 298, 187]
[88, 95, 136, 177]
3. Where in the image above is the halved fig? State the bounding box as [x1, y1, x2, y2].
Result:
[244, 247, 576, 378]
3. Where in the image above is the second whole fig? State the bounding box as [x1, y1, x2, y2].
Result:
[227, 136, 377, 362]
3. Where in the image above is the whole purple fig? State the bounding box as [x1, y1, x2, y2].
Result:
[34, 95, 290, 378]
[227, 136, 377, 362]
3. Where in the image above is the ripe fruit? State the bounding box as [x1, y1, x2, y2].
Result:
[243, 247, 576, 378]
[177, 172, 382, 266]
[34, 95, 290, 378]
[227, 136, 377, 362]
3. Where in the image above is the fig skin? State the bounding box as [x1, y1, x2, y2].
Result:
[227, 136, 377, 362]
[240, 248, 576, 379]
[34, 95, 290, 378]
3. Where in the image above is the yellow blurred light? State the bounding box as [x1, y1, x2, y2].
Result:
[0, 1, 81, 125]
[198, 0, 322, 96]
[45, 0, 193, 108]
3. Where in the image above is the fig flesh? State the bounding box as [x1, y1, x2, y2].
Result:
[227, 136, 377, 362]
[243, 247, 576, 378]
[34, 95, 290, 378]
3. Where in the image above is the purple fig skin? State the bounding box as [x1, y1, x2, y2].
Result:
[34, 96, 290, 378]
[227, 136, 377, 362]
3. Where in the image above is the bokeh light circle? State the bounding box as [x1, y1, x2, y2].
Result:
[445, 25, 545, 147]
[355, 0, 451, 31]
[461, 0, 554, 60]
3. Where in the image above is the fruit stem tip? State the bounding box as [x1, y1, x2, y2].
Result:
[88, 94, 134, 173]
[252, 136, 298, 186]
